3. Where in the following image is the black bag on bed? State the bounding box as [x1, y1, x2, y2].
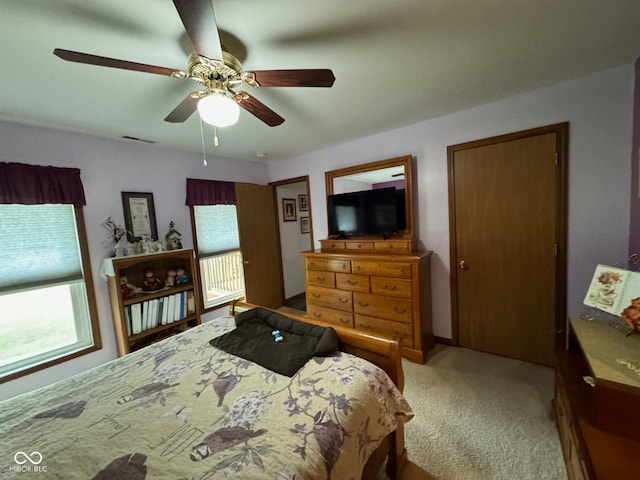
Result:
[209, 307, 339, 376]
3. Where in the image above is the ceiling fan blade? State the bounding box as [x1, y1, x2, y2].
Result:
[172, 0, 223, 62]
[243, 69, 336, 88]
[232, 91, 284, 127]
[53, 49, 185, 77]
[164, 92, 201, 123]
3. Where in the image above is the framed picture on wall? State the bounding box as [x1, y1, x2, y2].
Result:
[282, 198, 297, 222]
[300, 216, 310, 234]
[122, 191, 158, 242]
[298, 194, 309, 211]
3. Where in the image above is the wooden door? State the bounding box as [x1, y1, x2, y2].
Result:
[448, 124, 568, 366]
[235, 183, 284, 308]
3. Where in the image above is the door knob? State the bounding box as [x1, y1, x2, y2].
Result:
[243, 260, 251, 265]
[458, 260, 467, 269]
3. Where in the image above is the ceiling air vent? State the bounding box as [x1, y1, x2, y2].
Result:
[121, 135, 155, 144]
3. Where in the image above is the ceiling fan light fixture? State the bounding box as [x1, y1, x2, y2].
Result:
[197, 94, 240, 127]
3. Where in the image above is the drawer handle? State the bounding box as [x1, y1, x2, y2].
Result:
[360, 324, 371, 330]
[315, 276, 325, 281]
[347, 280, 358, 285]
[358, 302, 369, 307]
[384, 285, 397, 291]
[312, 293, 321, 298]
[399, 268, 406, 274]
[339, 318, 350, 324]
[394, 307, 407, 314]
[313, 312, 322, 318]
[338, 298, 349, 304]
[343, 264, 348, 270]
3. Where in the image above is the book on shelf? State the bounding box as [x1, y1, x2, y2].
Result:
[149, 298, 159, 329]
[124, 306, 131, 336]
[173, 292, 181, 321]
[166, 294, 175, 324]
[161, 295, 170, 325]
[187, 291, 195, 314]
[131, 303, 142, 334]
[583, 264, 640, 316]
[158, 296, 165, 326]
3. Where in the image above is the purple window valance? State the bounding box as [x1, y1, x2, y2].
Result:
[186, 178, 236, 206]
[0, 162, 86, 207]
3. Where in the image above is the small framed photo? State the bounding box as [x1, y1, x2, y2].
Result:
[300, 216, 310, 234]
[122, 191, 158, 242]
[282, 198, 297, 222]
[298, 194, 309, 211]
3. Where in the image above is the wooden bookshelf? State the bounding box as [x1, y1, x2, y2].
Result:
[105, 249, 201, 356]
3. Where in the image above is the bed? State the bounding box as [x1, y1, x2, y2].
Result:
[0, 305, 413, 479]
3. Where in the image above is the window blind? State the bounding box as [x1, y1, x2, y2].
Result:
[0, 204, 83, 293]
[194, 205, 240, 257]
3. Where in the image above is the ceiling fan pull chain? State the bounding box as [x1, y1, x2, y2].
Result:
[199, 116, 207, 166]
[213, 125, 219, 147]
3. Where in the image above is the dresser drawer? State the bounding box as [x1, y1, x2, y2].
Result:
[374, 241, 412, 253]
[306, 270, 336, 288]
[355, 314, 414, 348]
[307, 304, 354, 328]
[306, 257, 351, 273]
[320, 240, 346, 251]
[353, 292, 412, 323]
[345, 241, 375, 252]
[370, 276, 412, 298]
[307, 285, 352, 312]
[336, 273, 370, 292]
[351, 260, 412, 278]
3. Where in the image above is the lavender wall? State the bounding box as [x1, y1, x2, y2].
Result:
[0, 123, 270, 400]
[2, 62, 635, 400]
[268, 64, 634, 342]
[629, 57, 640, 261]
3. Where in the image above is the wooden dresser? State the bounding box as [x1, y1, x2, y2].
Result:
[301, 245, 432, 363]
[554, 317, 640, 479]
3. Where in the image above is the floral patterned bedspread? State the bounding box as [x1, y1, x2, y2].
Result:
[0, 316, 413, 479]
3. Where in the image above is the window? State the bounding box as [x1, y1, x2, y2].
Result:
[0, 204, 100, 382]
[192, 205, 245, 310]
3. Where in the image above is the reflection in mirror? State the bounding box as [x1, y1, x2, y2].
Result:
[332, 166, 406, 194]
[325, 155, 413, 238]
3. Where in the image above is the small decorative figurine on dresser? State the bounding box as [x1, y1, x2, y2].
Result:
[175, 267, 190, 285]
[165, 221, 183, 250]
[143, 268, 163, 291]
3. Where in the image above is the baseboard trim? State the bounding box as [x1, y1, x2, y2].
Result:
[434, 336, 453, 346]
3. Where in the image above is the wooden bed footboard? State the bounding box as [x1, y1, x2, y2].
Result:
[228, 300, 408, 479]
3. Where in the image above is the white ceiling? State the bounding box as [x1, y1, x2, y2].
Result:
[1, 0, 639, 163]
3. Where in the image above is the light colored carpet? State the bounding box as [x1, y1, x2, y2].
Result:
[381, 344, 567, 480]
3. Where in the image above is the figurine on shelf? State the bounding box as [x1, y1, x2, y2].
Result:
[143, 268, 163, 291]
[120, 276, 142, 298]
[165, 221, 183, 251]
[176, 267, 190, 285]
[165, 268, 177, 288]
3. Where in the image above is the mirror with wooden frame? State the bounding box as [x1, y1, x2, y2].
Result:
[324, 154, 414, 239]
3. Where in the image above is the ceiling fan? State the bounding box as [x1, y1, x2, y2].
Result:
[53, 0, 335, 128]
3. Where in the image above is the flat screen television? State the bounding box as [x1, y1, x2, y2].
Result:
[327, 187, 399, 237]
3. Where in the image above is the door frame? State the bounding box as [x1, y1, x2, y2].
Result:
[447, 122, 569, 347]
[269, 175, 313, 304]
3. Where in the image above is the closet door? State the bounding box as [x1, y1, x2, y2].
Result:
[235, 183, 284, 308]
[448, 124, 568, 366]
